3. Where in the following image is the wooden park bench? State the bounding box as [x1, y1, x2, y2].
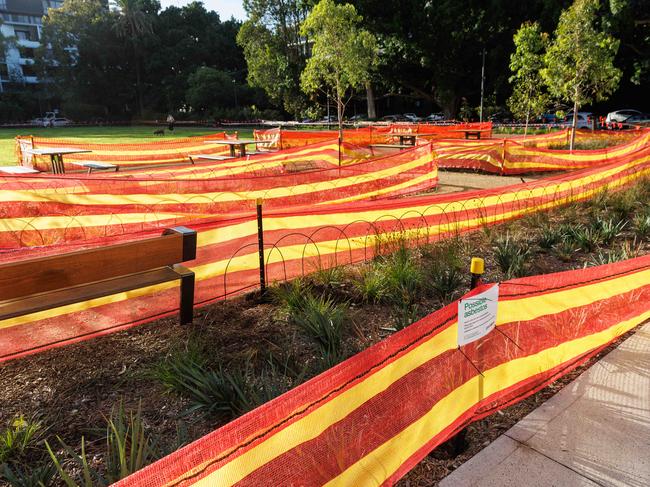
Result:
[188, 154, 234, 164]
[70, 161, 120, 174]
[369, 143, 413, 150]
[0, 227, 197, 325]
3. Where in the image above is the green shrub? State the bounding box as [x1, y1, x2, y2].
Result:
[429, 265, 464, 303]
[310, 264, 345, 289]
[377, 247, 423, 305]
[493, 234, 530, 279]
[354, 266, 386, 303]
[633, 210, 650, 239]
[0, 416, 44, 464]
[154, 351, 257, 417]
[291, 293, 348, 367]
[270, 279, 309, 315]
[537, 224, 567, 249]
[392, 302, 420, 331]
[104, 402, 160, 481]
[568, 225, 602, 252]
[2, 462, 56, 487]
[553, 239, 578, 262]
[591, 217, 626, 245]
[46, 401, 161, 486]
[605, 191, 637, 220]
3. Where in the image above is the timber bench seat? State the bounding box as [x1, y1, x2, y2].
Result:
[70, 161, 120, 174]
[369, 143, 413, 150]
[188, 154, 234, 164]
[0, 227, 197, 324]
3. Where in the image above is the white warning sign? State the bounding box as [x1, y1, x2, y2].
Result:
[457, 283, 499, 347]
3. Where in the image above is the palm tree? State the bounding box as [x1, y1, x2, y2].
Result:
[112, 0, 154, 116]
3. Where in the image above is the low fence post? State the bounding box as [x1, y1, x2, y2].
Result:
[470, 257, 484, 289]
[256, 198, 266, 297]
[449, 257, 485, 455]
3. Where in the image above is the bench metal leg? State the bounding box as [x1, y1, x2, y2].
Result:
[174, 264, 195, 325]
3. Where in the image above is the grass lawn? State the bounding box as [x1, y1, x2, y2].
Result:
[0, 125, 254, 166]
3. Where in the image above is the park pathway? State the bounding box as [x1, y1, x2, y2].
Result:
[440, 323, 650, 487]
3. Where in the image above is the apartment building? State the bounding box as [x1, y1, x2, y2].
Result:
[0, 0, 63, 92]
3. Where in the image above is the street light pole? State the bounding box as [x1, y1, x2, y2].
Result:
[479, 48, 485, 122]
[233, 79, 238, 107]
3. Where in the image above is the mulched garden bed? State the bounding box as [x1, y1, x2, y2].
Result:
[1, 177, 649, 485]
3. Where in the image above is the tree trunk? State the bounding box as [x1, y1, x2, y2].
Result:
[570, 98, 578, 152]
[336, 79, 343, 140]
[438, 95, 460, 120]
[366, 82, 376, 120]
[524, 108, 530, 138]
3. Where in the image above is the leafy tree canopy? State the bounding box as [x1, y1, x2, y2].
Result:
[542, 0, 621, 148]
[507, 21, 550, 134]
[300, 0, 377, 129]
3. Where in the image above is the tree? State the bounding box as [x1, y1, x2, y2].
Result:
[508, 22, 550, 136]
[542, 0, 621, 150]
[300, 0, 377, 132]
[147, 3, 246, 113]
[186, 67, 235, 114]
[237, 0, 313, 118]
[353, 0, 567, 118]
[112, 0, 157, 116]
[36, 0, 128, 117]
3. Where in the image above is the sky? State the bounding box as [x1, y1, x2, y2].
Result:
[158, 0, 246, 21]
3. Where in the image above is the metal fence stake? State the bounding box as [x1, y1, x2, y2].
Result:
[256, 198, 266, 297]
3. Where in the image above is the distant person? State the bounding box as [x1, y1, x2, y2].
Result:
[167, 114, 175, 132]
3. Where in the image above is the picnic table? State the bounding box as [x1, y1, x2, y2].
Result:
[204, 139, 269, 158]
[449, 129, 488, 140]
[0, 166, 40, 174]
[23, 147, 92, 174]
[369, 143, 414, 150]
[396, 134, 417, 145]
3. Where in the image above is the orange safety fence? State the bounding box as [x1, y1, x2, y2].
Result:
[116, 254, 650, 486]
[433, 129, 650, 174]
[15, 132, 237, 171]
[253, 122, 493, 150]
[1, 136, 649, 362]
[0, 142, 437, 248]
[94, 139, 373, 180]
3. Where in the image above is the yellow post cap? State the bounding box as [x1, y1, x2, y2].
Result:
[256, 198, 264, 206]
[470, 257, 485, 275]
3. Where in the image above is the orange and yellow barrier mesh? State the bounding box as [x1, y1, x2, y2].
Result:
[15, 132, 235, 171]
[1, 135, 649, 362]
[253, 122, 493, 150]
[0, 142, 437, 248]
[116, 254, 650, 486]
[432, 129, 650, 174]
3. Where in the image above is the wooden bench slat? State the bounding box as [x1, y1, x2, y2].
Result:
[0, 267, 181, 321]
[0, 233, 186, 301]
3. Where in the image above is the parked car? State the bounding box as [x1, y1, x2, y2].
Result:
[50, 117, 72, 126]
[30, 116, 72, 127]
[425, 113, 445, 122]
[606, 109, 641, 124]
[488, 111, 513, 123]
[319, 115, 337, 123]
[348, 114, 367, 121]
[563, 112, 593, 129]
[539, 113, 559, 123]
[381, 114, 400, 122]
[623, 113, 650, 125]
[403, 113, 421, 122]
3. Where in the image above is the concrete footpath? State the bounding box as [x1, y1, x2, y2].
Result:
[440, 323, 650, 487]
